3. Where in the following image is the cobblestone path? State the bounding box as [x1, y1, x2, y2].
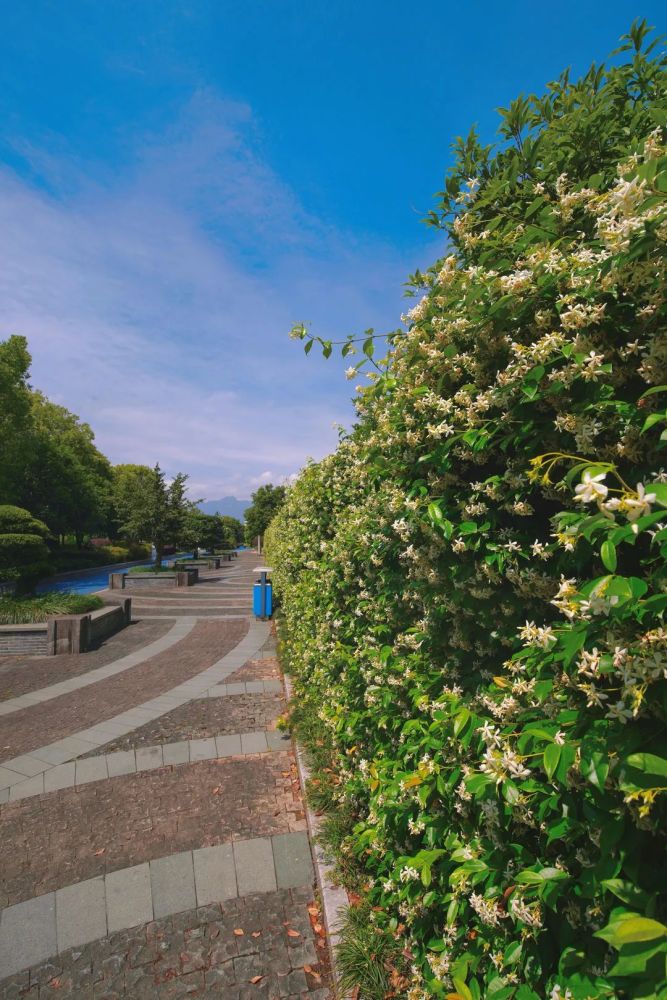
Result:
[0, 551, 330, 999]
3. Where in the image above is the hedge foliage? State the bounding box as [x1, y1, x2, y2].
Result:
[267, 26, 667, 1000]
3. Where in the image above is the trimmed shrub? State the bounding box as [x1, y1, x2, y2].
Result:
[0, 506, 50, 591]
[267, 27, 667, 1000]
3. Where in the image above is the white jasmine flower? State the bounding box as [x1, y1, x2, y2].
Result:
[574, 471, 608, 504]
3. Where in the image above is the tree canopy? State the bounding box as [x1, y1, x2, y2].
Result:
[244, 484, 286, 545]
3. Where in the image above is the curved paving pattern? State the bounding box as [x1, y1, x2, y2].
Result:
[0, 617, 196, 717]
[0, 617, 250, 764]
[0, 551, 329, 996]
[0, 618, 174, 703]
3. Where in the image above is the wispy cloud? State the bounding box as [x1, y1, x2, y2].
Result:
[0, 90, 438, 497]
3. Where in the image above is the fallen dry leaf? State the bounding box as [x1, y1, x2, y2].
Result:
[286, 928, 301, 938]
[304, 965, 322, 983]
[307, 904, 319, 917]
[251, 931, 261, 938]
[313, 923, 325, 937]
[249, 975, 263, 984]
[93, 848, 105, 856]
[211, 786, 222, 795]
[233, 928, 245, 936]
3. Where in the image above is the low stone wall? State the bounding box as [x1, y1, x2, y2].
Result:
[109, 569, 198, 589]
[175, 558, 220, 570]
[0, 624, 49, 656]
[0, 599, 131, 656]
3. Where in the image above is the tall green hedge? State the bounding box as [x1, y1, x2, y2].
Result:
[267, 26, 667, 1000]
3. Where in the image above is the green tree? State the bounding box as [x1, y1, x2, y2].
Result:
[244, 484, 286, 546]
[182, 510, 225, 552]
[220, 515, 244, 547]
[114, 464, 190, 567]
[0, 336, 34, 503]
[0, 505, 50, 594]
[24, 394, 112, 545]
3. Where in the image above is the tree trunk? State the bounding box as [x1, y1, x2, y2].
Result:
[154, 541, 164, 569]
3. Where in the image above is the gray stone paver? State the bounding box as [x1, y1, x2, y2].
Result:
[105, 863, 153, 933]
[135, 745, 163, 770]
[106, 749, 136, 777]
[241, 730, 268, 754]
[233, 838, 277, 895]
[150, 851, 196, 919]
[0, 893, 56, 979]
[74, 756, 108, 785]
[162, 740, 189, 765]
[193, 843, 237, 905]
[272, 832, 314, 889]
[55, 877, 106, 952]
[215, 733, 242, 757]
[44, 762, 76, 792]
[9, 773, 44, 801]
[188, 736, 217, 761]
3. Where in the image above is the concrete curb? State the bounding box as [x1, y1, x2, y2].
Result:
[284, 673, 350, 999]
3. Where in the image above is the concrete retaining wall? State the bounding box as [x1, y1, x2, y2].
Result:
[0, 624, 49, 656]
[0, 600, 132, 656]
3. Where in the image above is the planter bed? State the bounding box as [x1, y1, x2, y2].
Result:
[109, 570, 198, 589]
[0, 599, 132, 656]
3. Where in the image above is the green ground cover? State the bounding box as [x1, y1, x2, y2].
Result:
[0, 593, 104, 624]
[268, 25, 667, 1000]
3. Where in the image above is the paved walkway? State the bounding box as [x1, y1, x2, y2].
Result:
[0, 551, 330, 999]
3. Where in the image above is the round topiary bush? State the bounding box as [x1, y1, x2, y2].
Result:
[0, 505, 51, 593]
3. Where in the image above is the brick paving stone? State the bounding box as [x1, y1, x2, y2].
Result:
[227, 657, 281, 684]
[81, 692, 285, 757]
[0, 619, 248, 760]
[0, 889, 330, 998]
[0, 620, 173, 703]
[0, 753, 304, 907]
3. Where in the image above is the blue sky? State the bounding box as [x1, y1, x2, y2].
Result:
[0, 2, 664, 500]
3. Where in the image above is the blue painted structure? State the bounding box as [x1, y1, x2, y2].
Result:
[253, 580, 273, 618]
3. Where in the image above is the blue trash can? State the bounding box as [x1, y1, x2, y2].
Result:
[253, 582, 273, 618]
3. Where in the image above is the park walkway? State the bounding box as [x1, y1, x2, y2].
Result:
[0, 551, 331, 999]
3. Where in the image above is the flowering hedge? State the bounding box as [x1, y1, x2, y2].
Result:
[267, 27, 667, 1000]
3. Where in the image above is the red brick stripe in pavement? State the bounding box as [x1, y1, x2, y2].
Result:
[0, 618, 248, 761]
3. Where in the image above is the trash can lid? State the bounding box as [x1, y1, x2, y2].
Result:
[253, 566, 273, 573]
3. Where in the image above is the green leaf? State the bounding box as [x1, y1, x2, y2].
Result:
[600, 539, 617, 572]
[363, 337, 374, 358]
[651, 482, 667, 508]
[602, 879, 652, 909]
[580, 751, 609, 789]
[596, 913, 667, 947]
[543, 743, 561, 780]
[625, 753, 667, 780]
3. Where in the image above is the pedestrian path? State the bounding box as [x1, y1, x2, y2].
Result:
[0, 832, 313, 980]
[0, 550, 330, 998]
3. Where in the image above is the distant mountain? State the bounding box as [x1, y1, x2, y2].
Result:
[197, 496, 250, 519]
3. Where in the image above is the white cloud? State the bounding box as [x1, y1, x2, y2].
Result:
[0, 90, 438, 496]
